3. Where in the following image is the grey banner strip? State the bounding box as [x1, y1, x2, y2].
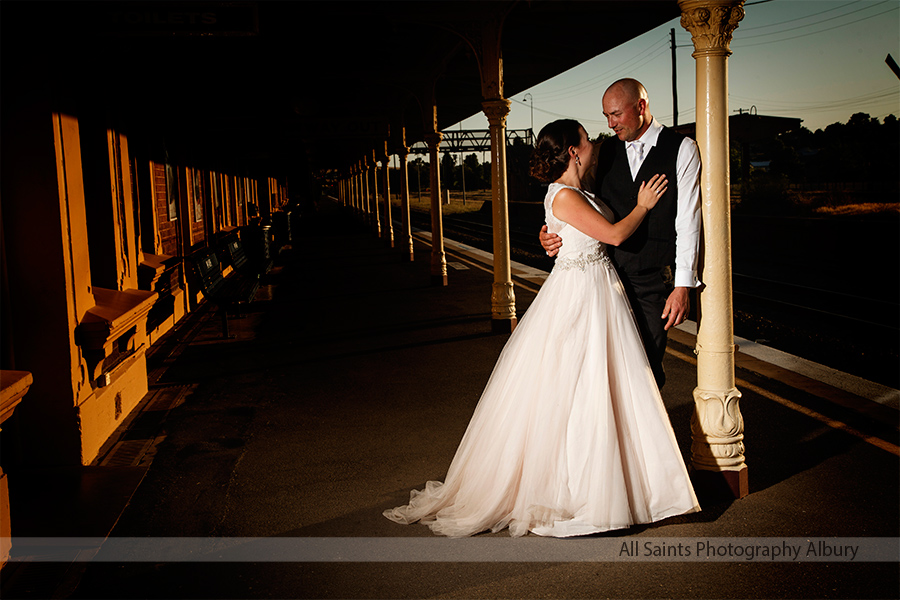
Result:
[5, 537, 899, 563]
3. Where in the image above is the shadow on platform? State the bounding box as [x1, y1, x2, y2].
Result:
[2, 200, 897, 599]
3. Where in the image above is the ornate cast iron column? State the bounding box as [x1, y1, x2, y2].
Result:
[381, 141, 394, 247]
[348, 166, 355, 211]
[398, 130, 414, 262]
[482, 98, 516, 332]
[369, 152, 381, 234]
[679, 0, 748, 499]
[425, 130, 447, 286]
[359, 158, 371, 219]
[477, 13, 517, 332]
[355, 163, 362, 213]
[350, 165, 359, 213]
[344, 175, 350, 208]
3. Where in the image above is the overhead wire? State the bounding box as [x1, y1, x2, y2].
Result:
[509, 96, 610, 127]
[528, 36, 670, 102]
[731, 88, 899, 117]
[513, 1, 897, 130]
[739, 0, 862, 32]
[733, 3, 896, 47]
[527, 45, 671, 108]
[731, 87, 897, 109]
[728, 2, 898, 122]
[533, 35, 669, 97]
[671, 2, 898, 122]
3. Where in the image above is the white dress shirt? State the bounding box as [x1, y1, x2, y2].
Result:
[630, 118, 702, 288]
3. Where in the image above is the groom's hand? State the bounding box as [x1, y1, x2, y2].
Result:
[662, 287, 690, 330]
[539, 225, 562, 257]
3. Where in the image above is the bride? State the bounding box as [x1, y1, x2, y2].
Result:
[384, 119, 699, 538]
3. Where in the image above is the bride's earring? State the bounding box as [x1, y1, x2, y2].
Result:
[574, 155, 581, 167]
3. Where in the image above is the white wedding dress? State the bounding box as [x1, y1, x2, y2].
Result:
[384, 183, 699, 537]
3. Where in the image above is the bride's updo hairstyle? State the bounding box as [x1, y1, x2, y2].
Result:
[529, 119, 584, 183]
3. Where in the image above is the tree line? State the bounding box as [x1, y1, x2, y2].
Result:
[399, 112, 898, 214]
[736, 112, 899, 214]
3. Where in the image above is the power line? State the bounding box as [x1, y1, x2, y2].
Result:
[733, 3, 896, 47]
[509, 97, 609, 127]
[655, 2, 873, 48]
[738, 0, 889, 39]
[731, 87, 897, 109]
[662, 86, 896, 125]
[538, 34, 668, 100]
[538, 45, 671, 103]
[729, 88, 898, 120]
[529, 36, 670, 102]
[597, 45, 671, 85]
[514, 2, 898, 131]
[739, 0, 859, 32]
[517, 53, 695, 125]
[656, 107, 697, 125]
[528, 3, 888, 105]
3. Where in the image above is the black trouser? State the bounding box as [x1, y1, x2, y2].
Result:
[617, 266, 673, 389]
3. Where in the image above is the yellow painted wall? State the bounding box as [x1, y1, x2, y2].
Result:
[76, 350, 149, 464]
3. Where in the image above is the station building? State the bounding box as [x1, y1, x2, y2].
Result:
[0, 0, 749, 566]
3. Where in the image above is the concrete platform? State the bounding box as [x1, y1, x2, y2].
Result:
[2, 199, 897, 599]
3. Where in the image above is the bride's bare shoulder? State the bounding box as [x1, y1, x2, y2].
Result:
[554, 186, 589, 206]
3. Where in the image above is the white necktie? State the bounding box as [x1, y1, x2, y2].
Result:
[628, 141, 644, 177]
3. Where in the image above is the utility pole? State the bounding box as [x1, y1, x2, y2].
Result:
[416, 159, 421, 202]
[524, 93, 534, 144]
[671, 27, 679, 127]
[460, 122, 466, 205]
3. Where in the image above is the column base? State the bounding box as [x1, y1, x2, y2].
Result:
[491, 317, 517, 334]
[691, 464, 749, 501]
[431, 273, 448, 286]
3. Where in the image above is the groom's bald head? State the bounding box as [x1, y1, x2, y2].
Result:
[602, 78, 652, 142]
[605, 79, 649, 105]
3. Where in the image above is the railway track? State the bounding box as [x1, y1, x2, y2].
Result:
[409, 210, 899, 388]
[731, 273, 899, 334]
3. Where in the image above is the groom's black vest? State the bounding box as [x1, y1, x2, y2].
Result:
[594, 127, 684, 276]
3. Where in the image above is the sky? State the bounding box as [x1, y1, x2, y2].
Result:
[452, 0, 900, 138]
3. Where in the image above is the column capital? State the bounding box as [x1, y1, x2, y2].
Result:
[679, 0, 745, 58]
[398, 146, 410, 159]
[424, 132, 443, 149]
[482, 98, 511, 128]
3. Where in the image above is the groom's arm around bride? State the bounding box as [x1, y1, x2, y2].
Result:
[539, 78, 701, 389]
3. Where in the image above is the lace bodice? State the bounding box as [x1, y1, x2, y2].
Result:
[544, 183, 613, 271]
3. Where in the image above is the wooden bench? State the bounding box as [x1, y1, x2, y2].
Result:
[222, 237, 258, 276]
[189, 248, 260, 339]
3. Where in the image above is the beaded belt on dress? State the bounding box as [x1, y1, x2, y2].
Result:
[554, 248, 611, 271]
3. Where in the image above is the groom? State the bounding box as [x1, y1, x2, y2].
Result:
[540, 78, 701, 388]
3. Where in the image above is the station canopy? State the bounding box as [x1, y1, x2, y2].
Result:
[2, 1, 680, 174]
